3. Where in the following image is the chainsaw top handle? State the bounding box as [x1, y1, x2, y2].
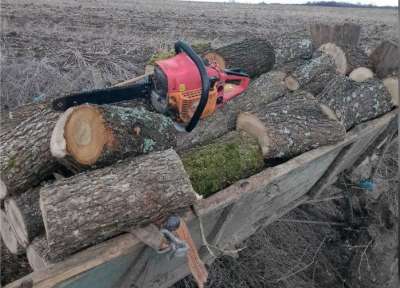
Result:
[174, 41, 210, 132]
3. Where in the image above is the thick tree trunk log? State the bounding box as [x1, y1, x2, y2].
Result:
[349, 67, 374, 82]
[0, 209, 25, 255]
[51, 104, 176, 171]
[310, 22, 361, 48]
[0, 105, 61, 198]
[1, 239, 32, 286]
[237, 91, 346, 160]
[369, 40, 399, 78]
[316, 76, 394, 130]
[40, 149, 197, 261]
[26, 235, 52, 271]
[284, 54, 336, 95]
[383, 77, 399, 107]
[319, 43, 369, 75]
[4, 188, 44, 248]
[204, 38, 275, 78]
[0, 101, 54, 132]
[177, 71, 288, 152]
[272, 36, 313, 68]
[181, 131, 264, 197]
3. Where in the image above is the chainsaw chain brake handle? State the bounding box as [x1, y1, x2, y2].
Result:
[174, 41, 210, 132]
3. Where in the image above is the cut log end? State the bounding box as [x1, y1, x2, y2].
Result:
[26, 246, 47, 271]
[0, 210, 24, 255]
[64, 105, 109, 165]
[349, 67, 374, 82]
[26, 236, 50, 271]
[319, 43, 347, 75]
[319, 104, 339, 122]
[4, 198, 29, 248]
[50, 107, 75, 158]
[204, 52, 226, 69]
[0, 179, 7, 200]
[383, 77, 399, 107]
[284, 76, 300, 91]
[236, 112, 271, 157]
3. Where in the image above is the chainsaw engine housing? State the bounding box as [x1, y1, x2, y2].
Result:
[152, 53, 218, 123]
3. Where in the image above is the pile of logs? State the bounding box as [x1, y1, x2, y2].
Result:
[0, 23, 397, 282]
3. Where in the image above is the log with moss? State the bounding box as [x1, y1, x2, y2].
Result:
[237, 91, 346, 160]
[50, 104, 176, 172]
[284, 54, 336, 95]
[177, 71, 288, 152]
[316, 76, 395, 130]
[181, 131, 264, 197]
[204, 38, 275, 78]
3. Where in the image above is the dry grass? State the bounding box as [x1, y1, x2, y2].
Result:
[0, 0, 397, 110]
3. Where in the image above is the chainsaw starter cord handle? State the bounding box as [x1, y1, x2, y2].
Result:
[174, 41, 210, 132]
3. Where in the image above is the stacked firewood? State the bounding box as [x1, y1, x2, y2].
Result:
[0, 23, 397, 278]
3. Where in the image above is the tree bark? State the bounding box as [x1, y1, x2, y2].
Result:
[284, 54, 336, 95]
[316, 76, 394, 130]
[0, 101, 54, 132]
[204, 38, 275, 78]
[1, 239, 32, 286]
[40, 149, 197, 261]
[181, 131, 264, 197]
[310, 22, 361, 48]
[4, 188, 44, 248]
[176, 71, 288, 152]
[0, 104, 61, 198]
[1, 209, 25, 255]
[51, 104, 176, 171]
[369, 40, 399, 78]
[237, 91, 346, 160]
[26, 235, 52, 271]
[273, 36, 313, 68]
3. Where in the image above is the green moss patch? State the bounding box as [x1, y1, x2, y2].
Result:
[182, 132, 264, 197]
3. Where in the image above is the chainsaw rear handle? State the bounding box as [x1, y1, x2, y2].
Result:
[174, 41, 210, 132]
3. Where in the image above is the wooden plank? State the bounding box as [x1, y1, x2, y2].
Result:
[6, 110, 398, 288]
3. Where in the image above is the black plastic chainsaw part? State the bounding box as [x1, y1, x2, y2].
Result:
[52, 77, 152, 111]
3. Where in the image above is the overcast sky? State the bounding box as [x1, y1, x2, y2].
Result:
[190, 0, 398, 6]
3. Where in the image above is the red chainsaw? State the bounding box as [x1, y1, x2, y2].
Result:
[52, 41, 250, 132]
